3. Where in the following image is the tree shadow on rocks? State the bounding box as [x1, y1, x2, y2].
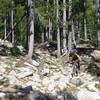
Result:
[87, 63, 100, 77]
[0, 86, 77, 100]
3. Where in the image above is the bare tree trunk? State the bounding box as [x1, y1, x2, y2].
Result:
[63, 0, 67, 51]
[48, 19, 52, 40]
[56, 0, 61, 57]
[96, 0, 100, 48]
[68, 32, 72, 50]
[98, 30, 100, 48]
[77, 21, 80, 42]
[42, 31, 44, 43]
[72, 20, 76, 45]
[28, 0, 34, 60]
[84, 18, 87, 40]
[4, 18, 7, 40]
[68, 0, 72, 50]
[45, 0, 49, 41]
[68, 0, 72, 20]
[11, 0, 14, 43]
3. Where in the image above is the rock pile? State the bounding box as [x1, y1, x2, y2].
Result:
[0, 47, 99, 100]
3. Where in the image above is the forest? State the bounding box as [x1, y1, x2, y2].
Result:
[0, 0, 100, 100]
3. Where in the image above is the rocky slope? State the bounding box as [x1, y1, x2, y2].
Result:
[0, 40, 99, 100]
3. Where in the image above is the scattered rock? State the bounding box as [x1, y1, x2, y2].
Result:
[28, 60, 39, 67]
[17, 71, 33, 78]
[91, 50, 100, 61]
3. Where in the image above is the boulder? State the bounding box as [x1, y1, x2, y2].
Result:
[91, 50, 100, 61]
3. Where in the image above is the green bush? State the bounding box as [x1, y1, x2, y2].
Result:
[10, 46, 21, 56]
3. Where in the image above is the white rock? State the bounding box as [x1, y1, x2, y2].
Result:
[30, 74, 41, 82]
[17, 71, 33, 78]
[24, 62, 37, 70]
[91, 50, 100, 59]
[15, 67, 31, 72]
[9, 70, 17, 76]
[0, 93, 6, 98]
[77, 89, 100, 100]
[0, 76, 4, 81]
[50, 65, 58, 69]
[42, 78, 52, 87]
[8, 75, 19, 85]
[88, 81, 100, 92]
[31, 60, 39, 66]
[57, 81, 67, 90]
[41, 68, 50, 75]
[17, 45, 24, 52]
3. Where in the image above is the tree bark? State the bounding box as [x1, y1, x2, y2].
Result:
[68, 0, 72, 50]
[96, 0, 100, 48]
[48, 19, 52, 40]
[63, 0, 67, 51]
[56, 0, 61, 57]
[84, 18, 87, 40]
[11, 0, 14, 43]
[42, 30, 45, 43]
[45, 0, 49, 41]
[72, 20, 76, 45]
[68, 32, 72, 50]
[28, 0, 34, 59]
[4, 18, 7, 40]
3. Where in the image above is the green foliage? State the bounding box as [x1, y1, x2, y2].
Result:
[10, 47, 21, 57]
[6, 56, 15, 61]
[95, 84, 100, 89]
[0, 0, 98, 49]
[15, 62, 23, 67]
[91, 72, 97, 76]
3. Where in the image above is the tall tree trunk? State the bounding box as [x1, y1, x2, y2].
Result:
[77, 21, 81, 43]
[56, 0, 61, 57]
[28, 0, 34, 60]
[63, 0, 67, 51]
[84, 18, 87, 40]
[42, 28, 45, 43]
[45, 0, 49, 41]
[68, 0, 72, 50]
[84, 2, 87, 41]
[96, 0, 100, 48]
[11, 0, 14, 43]
[4, 18, 7, 40]
[48, 19, 52, 40]
[72, 20, 76, 45]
